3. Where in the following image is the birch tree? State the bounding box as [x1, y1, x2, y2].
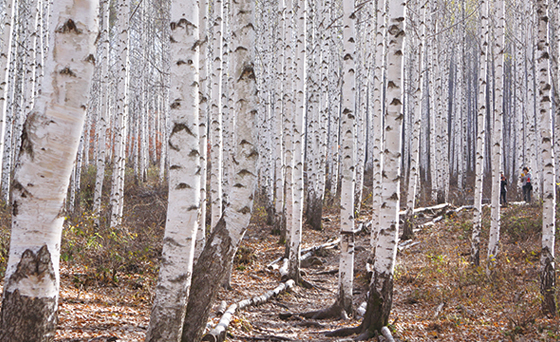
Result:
[535, 0, 557, 316]
[180, 0, 258, 337]
[337, 0, 407, 338]
[402, 0, 426, 240]
[0, 0, 16, 188]
[471, 0, 488, 266]
[303, 0, 356, 319]
[288, 0, 306, 283]
[110, 0, 130, 229]
[487, 0, 505, 268]
[0, 1, 99, 339]
[93, 0, 110, 220]
[335, 0, 356, 316]
[209, 0, 224, 232]
[144, 0, 201, 338]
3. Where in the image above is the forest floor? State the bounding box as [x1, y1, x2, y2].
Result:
[51, 202, 560, 342]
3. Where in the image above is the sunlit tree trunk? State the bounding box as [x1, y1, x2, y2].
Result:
[282, 0, 294, 245]
[487, 0, 505, 268]
[359, 0, 405, 337]
[145, 0, 201, 338]
[288, 0, 306, 283]
[180, 0, 258, 337]
[370, 0, 386, 248]
[0, 1, 98, 339]
[471, 0, 488, 267]
[110, 0, 130, 229]
[93, 0, 110, 220]
[535, 0, 557, 316]
[0, 0, 16, 189]
[273, 0, 286, 234]
[194, 0, 209, 263]
[336, 0, 356, 316]
[209, 0, 224, 233]
[403, 0, 426, 241]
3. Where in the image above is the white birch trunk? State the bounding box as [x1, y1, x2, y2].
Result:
[282, 0, 294, 244]
[195, 0, 209, 263]
[273, 0, 286, 232]
[535, 0, 557, 315]
[0, 0, 16, 187]
[93, 0, 110, 218]
[403, 0, 426, 240]
[110, 0, 129, 229]
[209, 0, 224, 232]
[370, 0, 386, 247]
[487, 0, 505, 267]
[288, 0, 306, 282]
[180, 0, 258, 337]
[145, 0, 201, 338]
[337, 0, 356, 315]
[471, 0, 488, 267]
[362, 0, 406, 334]
[0, 1, 98, 339]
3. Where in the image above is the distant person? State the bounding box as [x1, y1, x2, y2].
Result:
[521, 167, 532, 203]
[500, 172, 507, 205]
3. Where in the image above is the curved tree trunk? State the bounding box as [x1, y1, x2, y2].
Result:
[0, 1, 98, 339]
[180, 0, 258, 338]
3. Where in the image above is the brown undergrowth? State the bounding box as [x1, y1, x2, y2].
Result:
[0, 176, 558, 341]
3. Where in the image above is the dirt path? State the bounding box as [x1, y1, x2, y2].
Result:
[56, 205, 560, 341]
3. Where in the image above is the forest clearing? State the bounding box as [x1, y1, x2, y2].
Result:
[0, 0, 559, 341]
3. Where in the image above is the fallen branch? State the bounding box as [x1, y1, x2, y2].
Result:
[398, 241, 421, 252]
[267, 238, 340, 271]
[202, 280, 295, 342]
[398, 203, 450, 216]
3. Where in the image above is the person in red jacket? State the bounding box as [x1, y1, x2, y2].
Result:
[521, 167, 532, 203]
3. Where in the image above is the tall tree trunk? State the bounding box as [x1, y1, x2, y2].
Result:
[370, 0, 386, 248]
[471, 0, 488, 267]
[93, 0, 110, 222]
[145, 0, 201, 338]
[535, 0, 557, 316]
[180, 0, 258, 338]
[0, 1, 98, 339]
[209, 0, 224, 232]
[0, 0, 16, 189]
[337, 0, 356, 315]
[288, 0, 306, 283]
[402, 0, 426, 241]
[110, 0, 130, 229]
[487, 0, 505, 269]
[359, 0, 406, 338]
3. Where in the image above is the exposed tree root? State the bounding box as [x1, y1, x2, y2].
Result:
[300, 301, 348, 320]
[323, 325, 361, 337]
[229, 334, 294, 341]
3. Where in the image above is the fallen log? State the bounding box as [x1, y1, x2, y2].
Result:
[398, 203, 450, 216]
[202, 280, 295, 342]
[267, 238, 340, 272]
